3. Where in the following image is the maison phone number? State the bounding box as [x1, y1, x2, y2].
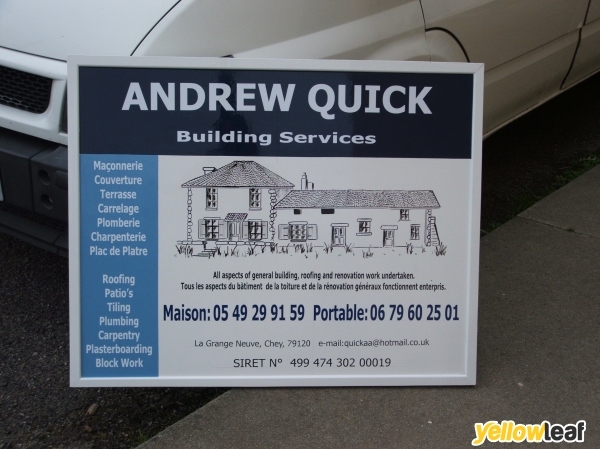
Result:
[166, 303, 460, 322]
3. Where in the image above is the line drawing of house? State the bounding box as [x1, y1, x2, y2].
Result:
[275, 187, 441, 248]
[180, 161, 294, 256]
[178, 160, 442, 257]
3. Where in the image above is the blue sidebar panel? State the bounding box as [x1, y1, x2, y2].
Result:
[80, 154, 158, 377]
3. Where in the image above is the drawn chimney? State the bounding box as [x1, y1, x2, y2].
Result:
[203, 167, 216, 175]
[300, 173, 314, 190]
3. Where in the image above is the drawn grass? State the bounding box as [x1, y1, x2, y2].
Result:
[209, 245, 240, 258]
[293, 243, 314, 254]
[175, 244, 193, 257]
[187, 242, 449, 258]
[435, 242, 447, 256]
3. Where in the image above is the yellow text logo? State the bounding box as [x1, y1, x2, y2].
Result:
[472, 420, 586, 445]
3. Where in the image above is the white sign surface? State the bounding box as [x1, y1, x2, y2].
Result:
[69, 57, 483, 386]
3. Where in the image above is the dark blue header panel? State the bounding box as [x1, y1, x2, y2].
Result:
[79, 67, 473, 159]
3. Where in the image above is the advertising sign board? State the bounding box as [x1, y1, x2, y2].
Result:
[69, 57, 483, 386]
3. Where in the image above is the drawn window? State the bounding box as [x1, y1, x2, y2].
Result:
[279, 223, 316, 241]
[410, 224, 420, 240]
[290, 223, 307, 242]
[205, 218, 219, 240]
[206, 188, 218, 210]
[357, 219, 372, 235]
[400, 209, 409, 220]
[249, 188, 261, 210]
[248, 220, 263, 240]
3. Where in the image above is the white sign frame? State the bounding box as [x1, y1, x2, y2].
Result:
[69, 56, 483, 387]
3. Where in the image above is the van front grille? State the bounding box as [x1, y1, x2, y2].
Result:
[0, 65, 52, 114]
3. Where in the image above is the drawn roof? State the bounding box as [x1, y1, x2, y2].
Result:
[182, 161, 294, 188]
[275, 190, 440, 209]
[225, 213, 248, 222]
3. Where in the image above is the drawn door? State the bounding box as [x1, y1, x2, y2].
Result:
[228, 222, 239, 241]
[383, 229, 394, 247]
[332, 226, 346, 246]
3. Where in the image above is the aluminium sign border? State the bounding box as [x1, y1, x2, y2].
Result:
[69, 56, 483, 387]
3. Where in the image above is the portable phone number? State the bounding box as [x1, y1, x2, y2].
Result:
[165, 303, 459, 322]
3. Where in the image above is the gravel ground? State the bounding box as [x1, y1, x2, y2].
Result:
[0, 236, 226, 448]
[1, 72, 599, 449]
